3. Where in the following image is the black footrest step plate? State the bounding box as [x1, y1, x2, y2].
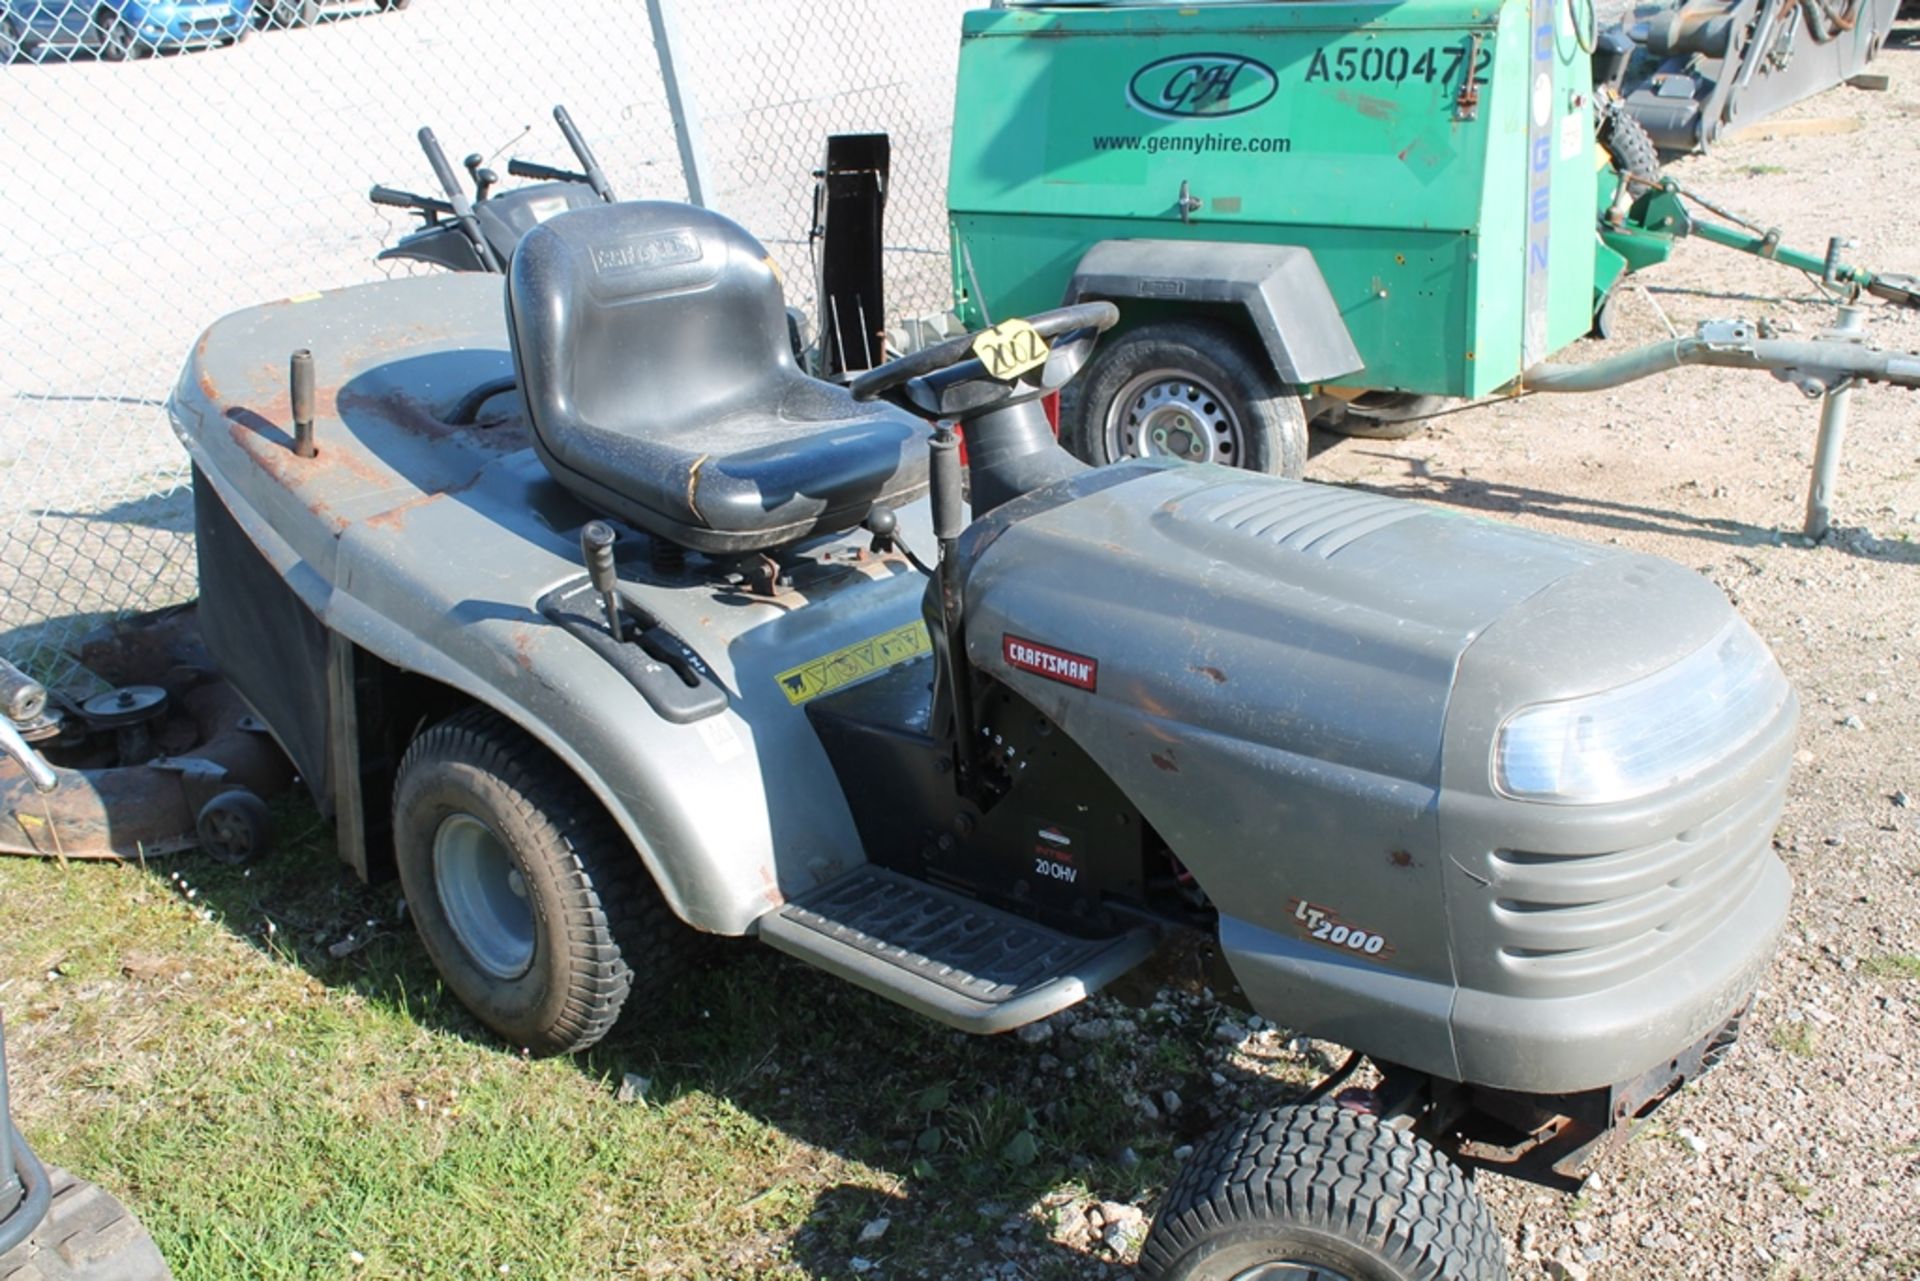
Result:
[759, 866, 1157, 1035]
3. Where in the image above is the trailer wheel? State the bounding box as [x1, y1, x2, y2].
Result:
[1066, 319, 1307, 478]
[392, 707, 687, 1056]
[1139, 1102, 1507, 1281]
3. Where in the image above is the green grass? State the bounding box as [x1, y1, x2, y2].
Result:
[1859, 954, 1920, 981]
[0, 799, 1286, 1279]
[1769, 1022, 1818, 1058]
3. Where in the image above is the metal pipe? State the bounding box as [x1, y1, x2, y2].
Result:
[0, 1021, 52, 1260]
[1805, 305, 1866, 539]
[291, 348, 316, 458]
[1523, 330, 1920, 394]
[643, 0, 714, 207]
[0, 719, 56, 793]
[0, 659, 46, 726]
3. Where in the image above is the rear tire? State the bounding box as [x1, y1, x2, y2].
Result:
[1064, 319, 1308, 478]
[1139, 1102, 1507, 1281]
[392, 707, 688, 1055]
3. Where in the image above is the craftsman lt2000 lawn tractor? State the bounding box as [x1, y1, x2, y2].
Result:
[167, 199, 1798, 1278]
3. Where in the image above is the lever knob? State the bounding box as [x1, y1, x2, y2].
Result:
[581, 521, 622, 639]
[863, 504, 898, 553]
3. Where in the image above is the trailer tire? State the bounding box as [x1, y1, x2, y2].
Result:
[1599, 103, 1661, 182]
[392, 707, 687, 1056]
[1139, 1102, 1507, 1281]
[1065, 319, 1307, 478]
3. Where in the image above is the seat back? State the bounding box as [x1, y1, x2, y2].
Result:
[507, 201, 795, 439]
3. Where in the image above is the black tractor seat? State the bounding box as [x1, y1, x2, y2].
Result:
[506, 201, 929, 555]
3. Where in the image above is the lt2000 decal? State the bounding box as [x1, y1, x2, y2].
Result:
[1288, 898, 1395, 960]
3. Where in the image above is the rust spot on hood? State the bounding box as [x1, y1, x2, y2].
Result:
[1150, 749, 1180, 773]
[1192, 664, 1227, 684]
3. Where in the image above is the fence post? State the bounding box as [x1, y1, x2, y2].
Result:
[644, 0, 715, 208]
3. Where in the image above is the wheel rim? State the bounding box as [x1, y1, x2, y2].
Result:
[1102, 368, 1244, 465]
[1229, 1264, 1356, 1281]
[433, 812, 535, 979]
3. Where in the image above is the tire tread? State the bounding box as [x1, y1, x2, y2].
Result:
[396, 707, 686, 1054]
[1139, 1102, 1507, 1281]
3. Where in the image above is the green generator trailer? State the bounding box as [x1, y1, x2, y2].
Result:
[943, 0, 1916, 477]
[948, 0, 1607, 468]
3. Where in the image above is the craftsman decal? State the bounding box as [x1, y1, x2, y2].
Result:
[776, 621, 931, 705]
[1127, 53, 1279, 120]
[1003, 635, 1098, 692]
[1289, 897, 1395, 960]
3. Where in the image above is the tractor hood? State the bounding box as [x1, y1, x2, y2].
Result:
[958, 460, 1795, 1091]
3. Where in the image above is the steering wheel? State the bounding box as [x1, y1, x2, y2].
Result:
[849, 302, 1120, 404]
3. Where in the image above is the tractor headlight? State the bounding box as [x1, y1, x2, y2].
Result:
[1494, 618, 1788, 804]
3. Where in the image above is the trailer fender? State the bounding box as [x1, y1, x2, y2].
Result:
[1063, 240, 1364, 386]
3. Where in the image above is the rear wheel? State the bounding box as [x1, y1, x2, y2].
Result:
[392, 707, 689, 1055]
[1139, 1103, 1507, 1281]
[1065, 319, 1308, 479]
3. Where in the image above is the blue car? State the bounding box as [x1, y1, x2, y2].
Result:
[0, 0, 252, 61]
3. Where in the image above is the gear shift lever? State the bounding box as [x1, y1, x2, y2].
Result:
[580, 521, 623, 641]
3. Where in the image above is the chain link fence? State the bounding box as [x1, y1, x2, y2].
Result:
[0, 0, 973, 691]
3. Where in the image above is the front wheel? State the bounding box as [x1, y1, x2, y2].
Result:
[392, 707, 689, 1055]
[1064, 319, 1308, 479]
[1139, 1102, 1508, 1281]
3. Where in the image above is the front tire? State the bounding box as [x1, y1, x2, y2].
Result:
[1065, 319, 1308, 479]
[392, 707, 687, 1055]
[1139, 1103, 1507, 1281]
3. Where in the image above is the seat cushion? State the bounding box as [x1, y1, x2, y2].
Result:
[533, 369, 929, 554]
[506, 200, 928, 555]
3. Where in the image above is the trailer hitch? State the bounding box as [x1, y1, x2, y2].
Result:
[1523, 304, 1919, 538]
[1622, 176, 1920, 309]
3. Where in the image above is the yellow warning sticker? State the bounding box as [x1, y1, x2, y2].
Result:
[776, 621, 931, 705]
[971, 317, 1051, 381]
